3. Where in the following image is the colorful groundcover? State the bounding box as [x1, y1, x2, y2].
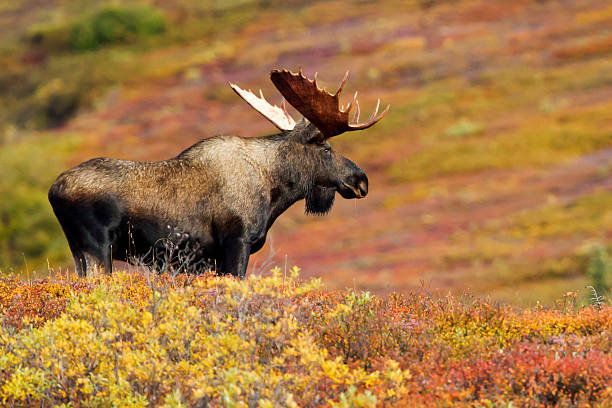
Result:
[0, 269, 610, 407]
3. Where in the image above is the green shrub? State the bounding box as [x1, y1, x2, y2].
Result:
[27, 6, 166, 53]
[587, 247, 611, 303]
[69, 6, 166, 51]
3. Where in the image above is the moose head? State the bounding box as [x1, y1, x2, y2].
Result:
[231, 69, 389, 213]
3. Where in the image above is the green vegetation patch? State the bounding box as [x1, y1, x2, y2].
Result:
[28, 6, 166, 52]
[587, 246, 612, 304]
[443, 118, 483, 139]
[0, 135, 78, 272]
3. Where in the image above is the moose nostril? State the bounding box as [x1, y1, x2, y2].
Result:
[358, 180, 368, 196]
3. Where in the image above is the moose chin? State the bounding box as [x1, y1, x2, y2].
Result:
[48, 69, 389, 277]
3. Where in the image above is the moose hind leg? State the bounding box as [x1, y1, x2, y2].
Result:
[69, 225, 114, 275]
[59, 221, 91, 277]
[66, 239, 87, 277]
[63, 223, 114, 275]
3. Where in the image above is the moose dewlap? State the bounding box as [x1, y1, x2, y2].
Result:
[48, 69, 389, 277]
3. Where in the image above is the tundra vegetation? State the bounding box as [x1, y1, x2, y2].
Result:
[1, 2, 611, 406]
[0, 1, 611, 302]
[0, 269, 610, 407]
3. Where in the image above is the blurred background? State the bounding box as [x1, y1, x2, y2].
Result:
[0, 0, 610, 305]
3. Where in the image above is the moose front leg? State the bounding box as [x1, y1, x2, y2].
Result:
[221, 238, 251, 278]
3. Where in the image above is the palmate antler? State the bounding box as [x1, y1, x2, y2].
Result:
[270, 69, 389, 138]
[230, 69, 389, 137]
[230, 83, 296, 131]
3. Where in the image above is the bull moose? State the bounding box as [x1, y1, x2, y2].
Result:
[48, 69, 389, 277]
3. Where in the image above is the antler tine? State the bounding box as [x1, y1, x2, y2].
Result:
[334, 71, 349, 97]
[368, 99, 380, 122]
[350, 102, 390, 130]
[351, 100, 360, 124]
[343, 91, 358, 114]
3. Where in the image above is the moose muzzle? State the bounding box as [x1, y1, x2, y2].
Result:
[339, 172, 368, 199]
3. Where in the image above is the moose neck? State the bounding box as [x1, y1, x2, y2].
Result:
[266, 137, 319, 222]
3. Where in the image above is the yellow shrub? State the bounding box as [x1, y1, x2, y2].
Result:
[0, 270, 409, 407]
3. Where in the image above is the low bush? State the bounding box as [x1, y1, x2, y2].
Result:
[0, 269, 610, 407]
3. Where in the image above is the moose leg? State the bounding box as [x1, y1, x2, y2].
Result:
[99, 248, 113, 275]
[85, 241, 113, 275]
[67, 242, 87, 277]
[71, 253, 87, 277]
[60, 227, 87, 277]
[221, 238, 251, 278]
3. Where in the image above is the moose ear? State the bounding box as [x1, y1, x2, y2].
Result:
[287, 118, 325, 144]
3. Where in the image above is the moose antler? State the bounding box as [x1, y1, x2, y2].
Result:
[270, 69, 389, 138]
[230, 83, 297, 131]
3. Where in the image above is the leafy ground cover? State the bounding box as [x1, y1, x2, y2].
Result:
[0, 0, 611, 304]
[0, 270, 610, 407]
